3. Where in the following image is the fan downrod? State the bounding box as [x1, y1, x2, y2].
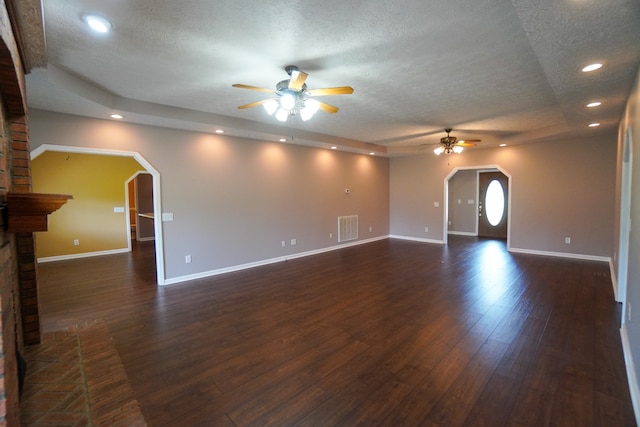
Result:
[284, 65, 299, 76]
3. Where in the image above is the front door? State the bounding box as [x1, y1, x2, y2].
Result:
[478, 171, 508, 239]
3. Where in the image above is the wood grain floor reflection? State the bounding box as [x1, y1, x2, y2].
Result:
[36, 236, 636, 426]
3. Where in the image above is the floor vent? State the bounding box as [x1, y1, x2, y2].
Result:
[338, 215, 358, 242]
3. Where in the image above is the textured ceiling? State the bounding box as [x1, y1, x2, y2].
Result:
[24, 0, 640, 156]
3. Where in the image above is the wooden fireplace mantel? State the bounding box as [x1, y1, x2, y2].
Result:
[5, 192, 73, 232]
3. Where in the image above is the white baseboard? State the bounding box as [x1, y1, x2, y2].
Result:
[163, 236, 390, 286]
[620, 325, 640, 422]
[389, 235, 445, 245]
[509, 247, 611, 263]
[37, 248, 130, 263]
[448, 231, 477, 236]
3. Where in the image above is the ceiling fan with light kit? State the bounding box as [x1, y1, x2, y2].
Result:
[432, 128, 481, 155]
[232, 65, 354, 122]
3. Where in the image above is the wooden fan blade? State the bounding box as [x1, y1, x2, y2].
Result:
[458, 139, 481, 143]
[317, 101, 339, 114]
[237, 99, 272, 109]
[456, 142, 477, 147]
[307, 86, 354, 96]
[288, 71, 308, 91]
[232, 84, 275, 93]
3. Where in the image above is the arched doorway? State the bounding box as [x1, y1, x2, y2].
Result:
[444, 165, 512, 250]
[31, 144, 166, 285]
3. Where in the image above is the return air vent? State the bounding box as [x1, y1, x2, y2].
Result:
[338, 215, 358, 242]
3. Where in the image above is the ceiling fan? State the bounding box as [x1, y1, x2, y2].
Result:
[232, 65, 354, 122]
[433, 128, 481, 155]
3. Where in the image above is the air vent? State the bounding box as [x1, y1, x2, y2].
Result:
[338, 215, 358, 242]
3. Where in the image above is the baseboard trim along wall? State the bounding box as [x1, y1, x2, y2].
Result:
[620, 325, 640, 423]
[389, 235, 445, 245]
[448, 231, 477, 237]
[38, 248, 130, 263]
[509, 247, 611, 263]
[163, 236, 390, 286]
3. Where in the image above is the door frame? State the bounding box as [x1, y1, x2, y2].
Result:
[617, 127, 633, 314]
[31, 144, 166, 285]
[477, 170, 509, 239]
[125, 171, 155, 248]
[444, 164, 512, 250]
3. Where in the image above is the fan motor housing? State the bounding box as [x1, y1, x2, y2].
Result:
[276, 79, 307, 93]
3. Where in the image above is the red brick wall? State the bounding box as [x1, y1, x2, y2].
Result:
[0, 106, 23, 427]
[0, 5, 34, 424]
[10, 117, 38, 349]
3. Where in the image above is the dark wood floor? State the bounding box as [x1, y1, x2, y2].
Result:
[36, 236, 635, 426]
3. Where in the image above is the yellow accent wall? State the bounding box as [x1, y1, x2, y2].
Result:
[32, 151, 143, 258]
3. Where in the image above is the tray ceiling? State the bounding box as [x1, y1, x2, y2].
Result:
[24, 0, 640, 156]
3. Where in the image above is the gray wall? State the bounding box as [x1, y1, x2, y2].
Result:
[390, 135, 616, 258]
[29, 109, 390, 282]
[448, 169, 478, 235]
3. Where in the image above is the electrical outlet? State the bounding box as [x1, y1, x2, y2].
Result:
[329, 233, 332, 239]
[73, 239, 79, 246]
[185, 255, 191, 264]
[369, 227, 372, 232]
[628, 303, 632, 321]
[565, 237, 571, 244]
[290, 239, 297, 246]
[424, 226, 429, 232]
[281, 241, 286, 247]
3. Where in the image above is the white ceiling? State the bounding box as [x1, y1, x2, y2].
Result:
[24, 0, 640, 156]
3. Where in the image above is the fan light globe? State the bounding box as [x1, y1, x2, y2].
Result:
[279, 93, 296, 110]
[300, 99, 320, 121]
[275, 108, 289, 122]
[263, 100, 278, 115]
[434, 146, 444, 155]
[453, 146, 464, 154]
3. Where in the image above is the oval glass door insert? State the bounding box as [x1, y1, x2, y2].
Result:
[485, 179, 505, 226]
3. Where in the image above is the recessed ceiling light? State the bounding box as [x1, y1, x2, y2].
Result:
[279, 138, 286, 142]
[82, 13, 112, 33]
[499, 143, 507, 147]
[586, 101, 602, 108]
[331, 146, 337, 150]
[109, 114, 123, 119]
[589, 122, 600, 127]
[582, 63, 602, 72]
[369, 152, 375, 156]
[215, 129, 224, 134]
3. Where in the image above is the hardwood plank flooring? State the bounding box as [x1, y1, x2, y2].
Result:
[35, 236, 635, 426]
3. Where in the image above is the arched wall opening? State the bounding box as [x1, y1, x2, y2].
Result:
[443, 164, 512, 250]
[31, 144, 166, 285]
